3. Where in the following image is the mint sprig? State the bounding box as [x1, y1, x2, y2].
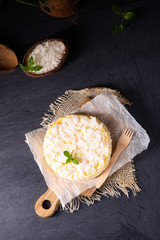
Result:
[20, 56, 43, 72]
[110, 4, 137, 34]
[64, 150, 79, 165]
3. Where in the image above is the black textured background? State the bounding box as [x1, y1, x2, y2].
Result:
[0, 0, 160, 239]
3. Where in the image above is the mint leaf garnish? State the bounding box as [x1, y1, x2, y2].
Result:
[64, 150, 79, 165]
[33, 65, 43, 71]
[66, 158, 72, 164]
[72, 158, 79, 165]
[123, 12, 137, 21]
[110, 4, 137, 34]
[19, 64, 31, 71]
[19, 56, 43, 72]
[28, 56, 34, 67]
[64, 151, 70, 158]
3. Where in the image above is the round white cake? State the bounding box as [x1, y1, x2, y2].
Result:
[43, 115, 112, 181]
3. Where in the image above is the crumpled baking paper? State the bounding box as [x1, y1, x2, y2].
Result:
[25, 89, 150, 207]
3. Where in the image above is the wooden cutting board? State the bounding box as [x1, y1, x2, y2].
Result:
[35, 97, 97, 218]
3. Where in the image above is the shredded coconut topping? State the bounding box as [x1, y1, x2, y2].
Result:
[43, 115, 112, 181]
[29, 40, 66, 74]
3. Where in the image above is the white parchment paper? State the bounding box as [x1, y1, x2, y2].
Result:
[25, 89, 150, 207]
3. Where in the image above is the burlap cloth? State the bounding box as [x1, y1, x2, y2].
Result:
[36, 87, 148, 212]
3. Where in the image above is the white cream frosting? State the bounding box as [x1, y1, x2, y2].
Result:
[43, 115, 112, 181]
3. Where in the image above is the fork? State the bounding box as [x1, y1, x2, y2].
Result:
[96, 128, 135, 189]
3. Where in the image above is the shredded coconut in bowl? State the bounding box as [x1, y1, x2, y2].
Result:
[29, 40, 66, 74]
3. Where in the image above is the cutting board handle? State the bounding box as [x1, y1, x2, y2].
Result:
[35, 189, 60, 218]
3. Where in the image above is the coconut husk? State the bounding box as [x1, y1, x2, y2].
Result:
[0, 44, 18, 73]
[22, 38, 68, 78]
[39, 0, 78, 18]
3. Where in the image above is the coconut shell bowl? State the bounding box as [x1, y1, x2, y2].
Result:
[22, 38, 68, 78]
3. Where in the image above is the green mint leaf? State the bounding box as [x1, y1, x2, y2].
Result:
[43, 6, 51, 12]
[119, 23, 127, 32]
[28, 56, 34, 67]
[72, 158, 79, 165]
[66, 158, 71, 164]
[33, 65, 43, 71]
[64, 151, 71, 158]
[123, 12, 137, 21]
[19, 64, 27, 70]
[110, 23, 119, 34]
[112, 4, 122, 15]
[64, 150, 79, 164]
[19, 64, 32, 71]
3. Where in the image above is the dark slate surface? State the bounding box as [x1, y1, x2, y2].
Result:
[0, 0, 160, 239]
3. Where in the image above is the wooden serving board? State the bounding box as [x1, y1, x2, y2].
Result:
[35, 97, 97, 218]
